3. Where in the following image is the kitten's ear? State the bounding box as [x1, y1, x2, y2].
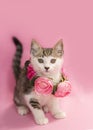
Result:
[31, 39, 42, 56]
[53, 39, 64, 57]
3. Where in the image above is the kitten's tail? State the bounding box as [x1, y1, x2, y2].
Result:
[12, 37, 23, 80]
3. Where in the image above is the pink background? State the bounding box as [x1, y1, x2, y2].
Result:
[0, 0, 93, 130]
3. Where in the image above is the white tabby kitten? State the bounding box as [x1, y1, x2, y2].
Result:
[13, 37, 66, 125]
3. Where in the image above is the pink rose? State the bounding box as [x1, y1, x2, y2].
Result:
[34, 77, 53, 95]
[27, 65, 36, 80]
[54, 81, 71, 97]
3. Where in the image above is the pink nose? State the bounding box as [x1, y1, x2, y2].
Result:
[44, 67, 49, 70]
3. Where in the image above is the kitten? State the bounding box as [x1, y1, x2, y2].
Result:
[13, 37, 66, 125]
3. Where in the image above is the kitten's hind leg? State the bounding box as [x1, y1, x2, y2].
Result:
[14, 96, 29, 115]
[17, 105, 29, 116]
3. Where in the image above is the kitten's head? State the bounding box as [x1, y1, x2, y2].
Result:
[30, 39, 64, 76]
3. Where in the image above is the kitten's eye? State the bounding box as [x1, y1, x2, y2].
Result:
[38, 59, 44, 63]
[50, 59, 56, 63]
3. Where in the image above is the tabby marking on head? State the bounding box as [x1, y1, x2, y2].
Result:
[30, 39, 64, 82]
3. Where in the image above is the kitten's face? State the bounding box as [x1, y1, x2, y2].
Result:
[30, 39, 64, 76]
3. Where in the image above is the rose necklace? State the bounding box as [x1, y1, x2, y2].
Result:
[25, 60, 71, 98]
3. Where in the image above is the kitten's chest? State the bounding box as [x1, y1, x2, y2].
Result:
[37, 94, 51, 106]
[51, 74, 61, 86]
[39, 73, 61, 85]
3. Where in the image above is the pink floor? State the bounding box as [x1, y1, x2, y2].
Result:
[1, 82, 93, 130]
[0, 0, 93, 130]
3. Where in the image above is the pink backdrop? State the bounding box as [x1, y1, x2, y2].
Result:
[0, 0, 93, 130]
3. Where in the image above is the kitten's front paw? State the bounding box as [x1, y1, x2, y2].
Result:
[53, 111, 66, 119]
[35, 117, 49, 125]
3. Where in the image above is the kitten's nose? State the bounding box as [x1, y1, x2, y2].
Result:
[44, 67, 50, 70]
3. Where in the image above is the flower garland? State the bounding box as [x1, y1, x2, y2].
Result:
[25, 60, 71, 98]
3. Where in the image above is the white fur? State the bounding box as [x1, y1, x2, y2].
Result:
[24, 91, 66, 124]
[24, 92, 49, 125]
[31, 55, 64, 84]
[24, 55, 65, 125]
[17, 106, 29, 115]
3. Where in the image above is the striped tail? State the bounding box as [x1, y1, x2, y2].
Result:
[12, 37, 23, 80]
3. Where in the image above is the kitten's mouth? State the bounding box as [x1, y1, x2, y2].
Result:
[45, 70, 49, 72]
